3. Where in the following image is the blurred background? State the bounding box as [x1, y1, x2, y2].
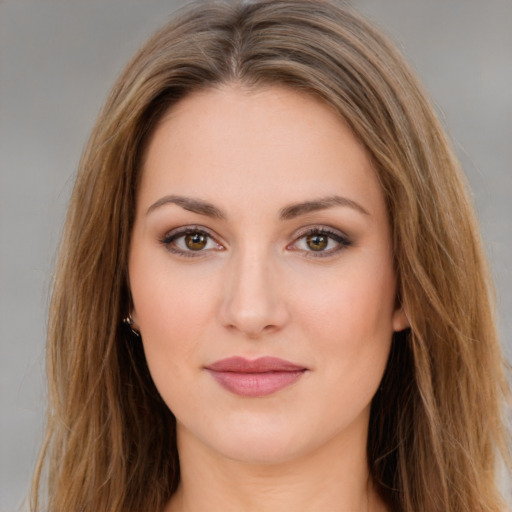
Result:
[1, 1, 511, 510]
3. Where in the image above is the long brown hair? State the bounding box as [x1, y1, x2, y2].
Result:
[31, 1, 510, 510]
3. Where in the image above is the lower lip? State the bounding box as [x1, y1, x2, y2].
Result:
[208, 370, 305, 397]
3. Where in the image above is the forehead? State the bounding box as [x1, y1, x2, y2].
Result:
[138, 84, 384, 218]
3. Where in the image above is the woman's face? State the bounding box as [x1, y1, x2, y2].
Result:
[129, 85, 408, 464]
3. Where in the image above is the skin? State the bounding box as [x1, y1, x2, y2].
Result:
[128, 84, 408, 512]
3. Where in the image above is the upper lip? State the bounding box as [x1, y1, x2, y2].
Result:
[206, 356, 307, 373]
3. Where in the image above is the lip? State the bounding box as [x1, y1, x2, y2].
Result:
[205, 356, 307, 397]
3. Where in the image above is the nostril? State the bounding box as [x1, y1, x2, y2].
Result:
[217, 258, 291, 337]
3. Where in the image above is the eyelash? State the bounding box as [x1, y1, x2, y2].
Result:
[160, 225, 352, 258]
[290, 227, 352, 258]
[160, 226, 222, 258]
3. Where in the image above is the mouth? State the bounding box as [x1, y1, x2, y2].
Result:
[205, 356, 308, 397]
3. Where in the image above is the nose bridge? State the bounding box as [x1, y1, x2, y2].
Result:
[219, 243, 288, 337]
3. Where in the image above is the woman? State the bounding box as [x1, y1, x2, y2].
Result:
[31, 1, 510, 511]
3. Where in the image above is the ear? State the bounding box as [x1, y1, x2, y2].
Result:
[392, 305, 410, 332]
[130, 306, 140, 330]
[126, 279, 140, 329]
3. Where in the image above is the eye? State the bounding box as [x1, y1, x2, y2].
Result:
[183, 232, 208, 251]
[290, 227, 352, 257]
[161, 227, 223, 257]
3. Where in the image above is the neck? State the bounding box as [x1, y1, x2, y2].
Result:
[165, 419, 388, 512]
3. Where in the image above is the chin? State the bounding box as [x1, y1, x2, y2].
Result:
[210, 431, 310, 465]
[183, 409, 333, 466]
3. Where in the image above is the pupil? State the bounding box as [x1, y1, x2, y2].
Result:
[307, 234, 327, 251]
[186, 233, 207, 250]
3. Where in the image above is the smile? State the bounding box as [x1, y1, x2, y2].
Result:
[205, 356, 308, 397]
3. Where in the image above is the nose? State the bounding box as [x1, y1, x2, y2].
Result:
[218, 249, 290, 338]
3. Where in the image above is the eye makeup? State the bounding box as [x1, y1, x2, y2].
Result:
[287, 225, 353, 258]
[160, 225, 224, 258]
[159, 223, 352, 259]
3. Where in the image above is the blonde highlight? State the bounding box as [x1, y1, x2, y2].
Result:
[32, 1, 510, 511]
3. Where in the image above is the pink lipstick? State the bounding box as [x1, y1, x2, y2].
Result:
[206, 356, 307, 397]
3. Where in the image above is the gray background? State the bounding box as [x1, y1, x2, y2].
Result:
[1, 1, 511, 510]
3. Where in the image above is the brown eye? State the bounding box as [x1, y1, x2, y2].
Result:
[161, 227, 224, 256]
[290, 227, 352, 257]
[185, 232, 208, 250]
[306, 234, 328, 251]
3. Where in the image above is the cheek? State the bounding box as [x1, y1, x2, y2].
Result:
[295, 259, 396, 341]
[292, 260, 396, 392]
[128, 251, 217, 381]
[136, 280, 209, 338]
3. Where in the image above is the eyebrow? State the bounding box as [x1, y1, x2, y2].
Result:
[146, 195, 226, 219]
[279, 195, 370, 219]
[146, 194, 369, 219]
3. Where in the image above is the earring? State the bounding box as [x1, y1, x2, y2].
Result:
[123, 314, 140, 337]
